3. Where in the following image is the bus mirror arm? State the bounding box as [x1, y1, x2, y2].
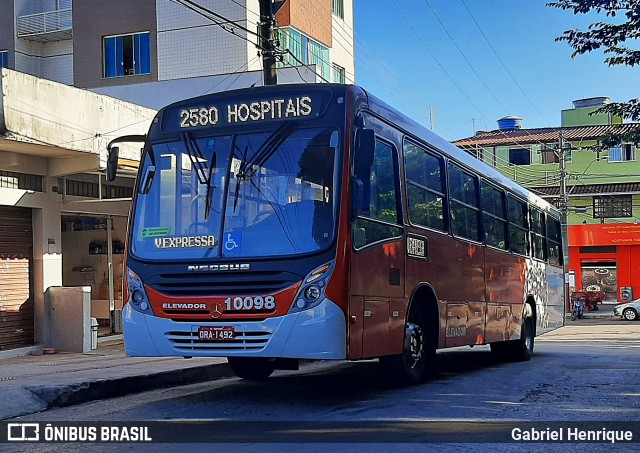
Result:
[106, 134, 146, 182]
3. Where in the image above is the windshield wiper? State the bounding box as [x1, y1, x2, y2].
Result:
[232, 122, 298, 212]
[182, 132, 217, 220]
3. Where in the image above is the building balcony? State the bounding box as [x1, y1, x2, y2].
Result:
[16, 8, 72, 42]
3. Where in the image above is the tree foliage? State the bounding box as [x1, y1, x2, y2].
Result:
[548, 0, 640, 140]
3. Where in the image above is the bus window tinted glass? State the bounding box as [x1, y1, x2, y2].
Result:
[508, 196, 528, 255]
[448, 164, 480, 241]
[547, 217, 562, 266]
[530, 209, 547, 260]
[405, 142, 446, 231]
[353, 139, 402, 248]
[481, 182, 507, 249]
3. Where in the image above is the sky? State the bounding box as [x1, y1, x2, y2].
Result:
[352, 0, 638, 141]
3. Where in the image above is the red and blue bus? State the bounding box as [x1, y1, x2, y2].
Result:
[107, 84, 564, 386]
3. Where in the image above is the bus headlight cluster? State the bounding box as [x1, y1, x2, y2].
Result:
[290, 261, 334, 313]
[127, 268, 154, 315]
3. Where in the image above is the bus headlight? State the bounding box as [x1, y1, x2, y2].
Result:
[289, 261, 334, 313]
[127, 268, 155, 315]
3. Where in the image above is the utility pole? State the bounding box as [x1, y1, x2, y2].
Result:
[558, 129, 572, 312]
[259, 0, 277, 86]
[559, 130, 570, 267]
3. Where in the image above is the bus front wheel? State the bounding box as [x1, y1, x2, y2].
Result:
[227, 357, 275, 380]
[380, 305, 434, 386]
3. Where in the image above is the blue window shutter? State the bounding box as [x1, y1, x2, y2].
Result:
[139, 33, 151, 74]
[104, 37, 116, 78]
[115, 36, 124, 76]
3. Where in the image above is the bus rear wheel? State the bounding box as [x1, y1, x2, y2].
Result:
[227, 357, 275, 380]
[380, 306, 434, 386]
[490, 314, 534, 362]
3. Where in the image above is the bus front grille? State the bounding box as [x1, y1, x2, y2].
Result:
[148, 271, 300, 297]
[165, 330, 272, 352]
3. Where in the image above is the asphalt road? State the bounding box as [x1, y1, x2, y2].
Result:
[4, 318, 640, 452]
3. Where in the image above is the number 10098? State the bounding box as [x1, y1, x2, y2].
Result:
[225, 296, 275, 311]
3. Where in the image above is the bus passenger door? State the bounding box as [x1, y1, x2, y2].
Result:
[349, 128, 405, 359]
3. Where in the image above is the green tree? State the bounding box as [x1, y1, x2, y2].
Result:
[548, 0, 640, 146]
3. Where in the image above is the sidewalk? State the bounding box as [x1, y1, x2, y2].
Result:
[0, 337, 232, 420]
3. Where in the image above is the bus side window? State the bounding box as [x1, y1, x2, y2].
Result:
[448, 164, 480, 241]
[481, 182, 507, 249]
[405, 142, 447, 232]
[508, 196, 529, 256]
[353, 137, 403, 249]
[546, 217, 563, 266]
[531, 208, 547, 261]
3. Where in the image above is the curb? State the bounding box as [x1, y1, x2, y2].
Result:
[21, 362, 234, 414]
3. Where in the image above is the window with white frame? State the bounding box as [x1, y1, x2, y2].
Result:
[333, 64, 345, 84]
[276, 27, 330, 81]
[0, 50, 8, 69]
[103, 32, 151, 78]
[608, 144, 636, 162]
[332, 0, 344, 19]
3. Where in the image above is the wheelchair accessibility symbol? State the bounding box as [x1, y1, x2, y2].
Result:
[224, 232, 241, 253]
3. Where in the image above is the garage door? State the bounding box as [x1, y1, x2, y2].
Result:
[0, 206, 34, 350]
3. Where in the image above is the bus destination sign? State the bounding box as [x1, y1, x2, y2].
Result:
[167, 95, 318, 131]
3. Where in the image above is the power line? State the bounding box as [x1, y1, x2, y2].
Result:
[459, 0, 552, 126]
[421, 0, 509, 114]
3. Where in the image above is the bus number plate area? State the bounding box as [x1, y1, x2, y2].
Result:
[197, 326, 235, 341]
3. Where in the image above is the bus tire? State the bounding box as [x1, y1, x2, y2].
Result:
[490, 314, 534, 362]
[379, 305, 433, 386]
[227, 357, 275, 380]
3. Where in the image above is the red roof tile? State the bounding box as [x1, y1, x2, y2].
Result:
[454, 124, 640, 147]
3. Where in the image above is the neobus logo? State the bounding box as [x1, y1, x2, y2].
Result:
[187, 264, 251, 272]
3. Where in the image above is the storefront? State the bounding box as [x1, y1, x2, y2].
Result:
[61, 214, 127, 335]
[568, 223, 640, 303]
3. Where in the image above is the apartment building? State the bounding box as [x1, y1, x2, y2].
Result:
[454, 97, 640, 305]
[1, 0, 355, 107]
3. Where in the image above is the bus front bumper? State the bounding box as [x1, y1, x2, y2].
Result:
[123, 298, 347, 360]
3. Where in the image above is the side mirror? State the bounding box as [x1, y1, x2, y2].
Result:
[350, 177, 364, 220]
[106, 146, 120, 182]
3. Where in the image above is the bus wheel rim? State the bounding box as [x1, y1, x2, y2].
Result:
[406, 323, 424, 367]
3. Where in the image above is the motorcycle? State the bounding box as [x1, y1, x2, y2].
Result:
[571, 299, 586, 321]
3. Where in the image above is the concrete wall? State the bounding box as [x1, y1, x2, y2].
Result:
[0, 68, 156, 162]
[73, 0, 157, 88]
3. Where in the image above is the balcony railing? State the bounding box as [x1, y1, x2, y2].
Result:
[16, 8, 72, 42]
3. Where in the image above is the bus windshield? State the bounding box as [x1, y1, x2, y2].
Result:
[130, 126, 339, 260]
